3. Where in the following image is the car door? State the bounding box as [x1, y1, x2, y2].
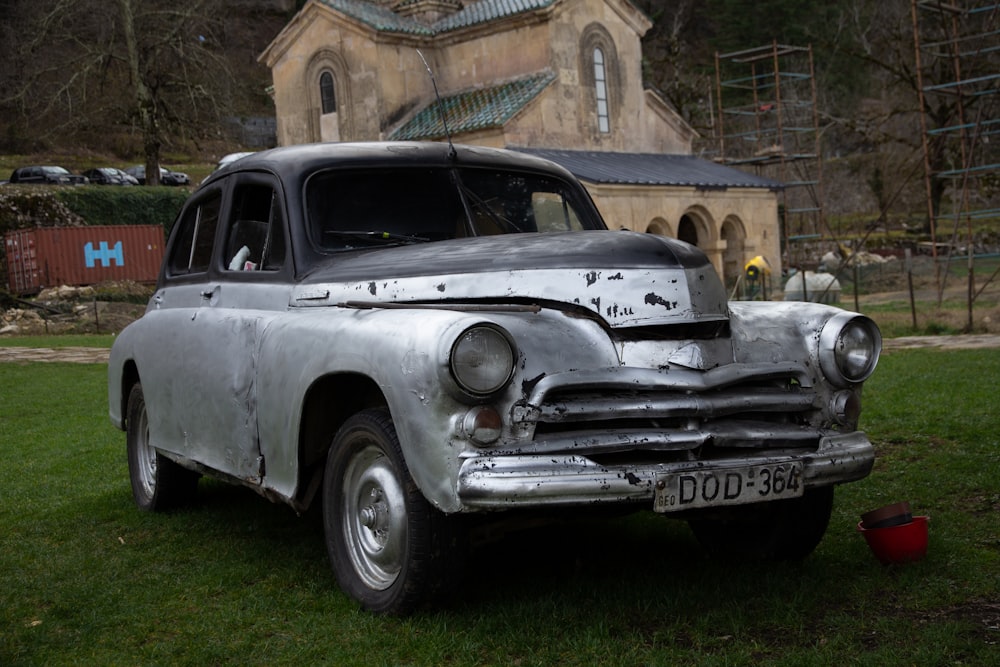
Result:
[137, 175, 290, 483]
[20, 168, 42, 184]
[207, 174, 293, 481]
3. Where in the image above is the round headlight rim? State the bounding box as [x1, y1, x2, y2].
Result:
[835, 321, 877, 381]
[818, 313, 882, 387]
[448, 323, 517, 398]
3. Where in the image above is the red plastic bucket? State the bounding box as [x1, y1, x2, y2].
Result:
[860, 501, 912, 529]
[857, 516, 929, 564]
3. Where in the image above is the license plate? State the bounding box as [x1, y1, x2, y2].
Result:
[653, 462, 803, 512]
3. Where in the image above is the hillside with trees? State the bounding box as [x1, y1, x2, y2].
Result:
[0, 0, 296, 182]
[636, 1, 997, 232]
[1, 0, 997, 234]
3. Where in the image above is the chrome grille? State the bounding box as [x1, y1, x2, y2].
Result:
[508, 363, 822, 459]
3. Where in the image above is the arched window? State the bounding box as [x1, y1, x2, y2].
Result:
[580, 24, 618, 136]
[593, 48, 610, 133]
[320, 71, 336, 115]
[307, 52, 350, 143]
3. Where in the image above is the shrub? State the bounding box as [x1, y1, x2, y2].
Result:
[55, 186, 187, 233]
[0, 187, 85, 234]
[0, 185, 187, 237]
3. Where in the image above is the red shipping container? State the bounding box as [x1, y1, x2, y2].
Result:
[4, 225, 165, 295]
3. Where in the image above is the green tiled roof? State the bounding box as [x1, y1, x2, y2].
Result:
[389, 71, 555, 140]
[317, 0, 433, 35]
[437, 0, 557, 31]
[316, 0, 556, 36]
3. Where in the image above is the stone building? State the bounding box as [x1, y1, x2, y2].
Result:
[259, 0, 783, 286]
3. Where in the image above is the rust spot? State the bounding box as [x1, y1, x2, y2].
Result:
[367, 282, 377, 295]
[585, 271, 599, 286]
[608, 272, 623, 281]
[644, 292, 676, 310]
[436, 283, 446, 292]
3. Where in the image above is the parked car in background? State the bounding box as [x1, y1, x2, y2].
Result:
[202, 151, 256, 184]
[82, 167, 139, 186]
[125, 165, 190, 186]
[216, 151, 255, 171]
[109, 141, 882, 615]
[9, 166, 88, 185]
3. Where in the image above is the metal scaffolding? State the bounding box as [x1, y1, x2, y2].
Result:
[912, 0, 1000, 328]
[713, 41, 824, 271]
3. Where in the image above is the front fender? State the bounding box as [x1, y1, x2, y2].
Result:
[256, 304, 626, 513]
[728, 300, 848, 381]
[255, 306, 494, 509]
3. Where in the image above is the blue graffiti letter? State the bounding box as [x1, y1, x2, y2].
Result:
[84, 241, 124, 268]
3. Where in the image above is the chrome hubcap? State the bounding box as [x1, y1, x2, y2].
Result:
[341, 444, 407, 590]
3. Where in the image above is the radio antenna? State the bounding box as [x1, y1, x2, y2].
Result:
[416, 49, 456, 160]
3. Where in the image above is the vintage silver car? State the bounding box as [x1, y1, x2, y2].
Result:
[108, 141, 881, 614]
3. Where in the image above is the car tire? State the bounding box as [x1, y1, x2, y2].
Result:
[126, 383, 199, 511]
[323, 408, 465, 615]
[687, 486, 835, 561]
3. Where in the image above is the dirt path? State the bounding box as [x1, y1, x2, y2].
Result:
[880, 334, 1000, 351]
[0, 346, 110, 364]
[2, 334, 999, 365]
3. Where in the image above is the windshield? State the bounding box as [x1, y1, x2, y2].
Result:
[305, 166, 600, 252]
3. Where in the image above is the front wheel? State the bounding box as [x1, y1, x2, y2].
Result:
[688, 486, 835, 560]
[126, 383, 199, 511]
[323, 409, 465, 615]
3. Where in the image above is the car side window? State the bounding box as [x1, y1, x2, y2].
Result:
[532, 191, 585, 232]
[167, 192, 222, 275]
[223, 183, 286, 272]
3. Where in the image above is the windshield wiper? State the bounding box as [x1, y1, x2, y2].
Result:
[458, 183, 525, 234]
[449, 169, 526, 236]
[324, 230, 430, 246]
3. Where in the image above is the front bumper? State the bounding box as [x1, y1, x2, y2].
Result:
[456, 431, 874, 510]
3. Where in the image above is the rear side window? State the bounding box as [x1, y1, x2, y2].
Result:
[167, 193, 222, 275]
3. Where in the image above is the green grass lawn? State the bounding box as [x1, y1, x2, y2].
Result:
[0, 335, 117, 349]
[1, 351, 997, 666]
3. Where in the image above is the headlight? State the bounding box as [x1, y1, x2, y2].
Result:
[449, 325, 516, 396]
[819, 313, 881, 386]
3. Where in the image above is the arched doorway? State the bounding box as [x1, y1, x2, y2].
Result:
[645, 217, 673, 236]
[677, 214, 700, 246]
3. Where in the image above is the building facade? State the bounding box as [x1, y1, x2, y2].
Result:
[259, 0, 783, 285]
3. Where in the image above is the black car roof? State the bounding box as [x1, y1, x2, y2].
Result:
[204, 141, 582, 186]
[192, 141, 605, 281]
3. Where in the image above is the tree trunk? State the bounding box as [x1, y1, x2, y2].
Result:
[118, 0, 160, 186]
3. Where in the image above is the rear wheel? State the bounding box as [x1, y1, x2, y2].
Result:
[126, 383, 199, 511]
[688, 486, 835, 560]
[323, 409, 465, 615]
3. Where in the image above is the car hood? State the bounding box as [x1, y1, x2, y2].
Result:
[294, 231, 729, 328]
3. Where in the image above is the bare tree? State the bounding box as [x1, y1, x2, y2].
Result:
[1, 0, 235, 182]
[634, 0, 716, 133]
[823, 0, 999, 230]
